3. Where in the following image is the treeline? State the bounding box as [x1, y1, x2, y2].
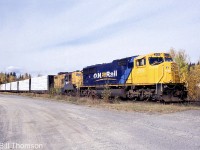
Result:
[170, 48, 200, 100]
[0, 72, 31, 84]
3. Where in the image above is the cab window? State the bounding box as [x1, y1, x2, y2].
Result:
[137, 58, 146, 66]
[76, 73, 81, 76]
[65, 74, 72, 82]
[149, 57, 163, 65]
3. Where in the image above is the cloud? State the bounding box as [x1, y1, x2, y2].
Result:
[5, 66, 22, 73]
[0, 0, 200, 75]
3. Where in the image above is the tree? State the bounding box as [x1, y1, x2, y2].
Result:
[170, 49, 200, 100]
[0, 72, 32, 83]
[0, 72, 6, 84]
[18, 74, 23, 80]
[187, 64, 200, 100]
[24, 73, 29, 79]
[197, 57, 200, 65]
[169, 48, 189, 82]
[13, 72, 16, 77]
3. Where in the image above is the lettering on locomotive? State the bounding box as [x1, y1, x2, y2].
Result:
[93, 70, 117, 79]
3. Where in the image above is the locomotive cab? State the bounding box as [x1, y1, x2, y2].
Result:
[130, 53, 181, 85]
[63, 71, 83, 95]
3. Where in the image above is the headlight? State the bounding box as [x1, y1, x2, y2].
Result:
[166, 66, 170, 69]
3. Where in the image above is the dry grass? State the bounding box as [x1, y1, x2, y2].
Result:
[1, 92, 200, 113]
[99, 102, 200, 113]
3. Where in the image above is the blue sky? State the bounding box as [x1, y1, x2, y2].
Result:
[0, 0, 200, 76]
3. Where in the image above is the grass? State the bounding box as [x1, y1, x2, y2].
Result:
[1, 92, 200, 114]
[99, 102, 200, 113]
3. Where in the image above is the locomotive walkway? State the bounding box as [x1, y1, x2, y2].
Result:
[0, 94, 200, 150]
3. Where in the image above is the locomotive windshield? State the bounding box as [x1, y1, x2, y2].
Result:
[149, 57, 164, 65]
[164, 53, 173, 62]
[164, 57, 173, 62]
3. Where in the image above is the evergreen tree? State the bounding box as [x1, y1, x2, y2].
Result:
[24, 73, 29, 79]
[13, 72, 16, 77]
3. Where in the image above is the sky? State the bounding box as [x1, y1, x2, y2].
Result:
[0, 0, 200, 76]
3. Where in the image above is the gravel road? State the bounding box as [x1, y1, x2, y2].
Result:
[0, 94, 200, 150]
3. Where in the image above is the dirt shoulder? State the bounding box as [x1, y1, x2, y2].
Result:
[0, 94, 200, 150]
[1, 92, 200, 114]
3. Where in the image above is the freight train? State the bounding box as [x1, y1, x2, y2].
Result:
[0, 52, 187, 102]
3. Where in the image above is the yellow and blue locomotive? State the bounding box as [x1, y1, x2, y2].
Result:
[78, 53, 187, 102]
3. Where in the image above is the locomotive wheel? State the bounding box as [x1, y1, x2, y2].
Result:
[81, 90, 88, 97]
[127, 92, 133, 99]
[127, 90, 135, 100]
[162, 90, 173, 102]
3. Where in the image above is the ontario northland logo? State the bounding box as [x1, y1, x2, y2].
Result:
[93, 70, 117, 79]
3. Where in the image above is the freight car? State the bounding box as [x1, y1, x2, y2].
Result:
[11, 81, 18, 91]
[78, 53, 187, 102]
[0, 75, 54, 93]
[31, 76, 54, 92]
